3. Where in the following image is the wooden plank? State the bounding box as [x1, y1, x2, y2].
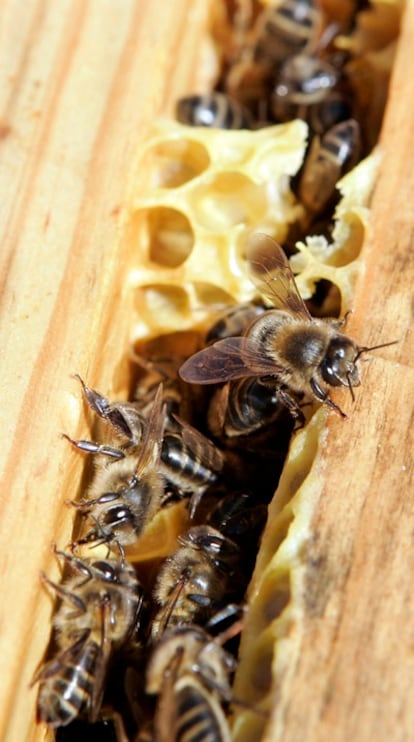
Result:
[0, 2, 211, 740]
[263, 2, 414, 739]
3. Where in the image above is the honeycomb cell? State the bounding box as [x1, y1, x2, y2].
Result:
[138, 206, 195, 268]
[248, 641, 274, 697]
[305, 279, 342, 318]
[141, 138, 210, 188]
[136, 284, 190, 333]
[190, 172, 269, 230]
[330, 212, 365, 267]
[192, 281, 235, 308]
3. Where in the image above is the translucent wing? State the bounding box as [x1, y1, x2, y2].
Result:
[246, 233, 312, 320]
[173, 415, 224, 472]
[179, 336, 284, 384]
[89, 601, 113, 722]
[135, 384, 166, 476]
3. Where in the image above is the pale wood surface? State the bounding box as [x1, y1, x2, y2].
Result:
[1, 1, 413, 741]
[0, 2, 211, 740]
[264, 2, 414, 740]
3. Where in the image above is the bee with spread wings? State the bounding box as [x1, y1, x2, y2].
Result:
[180, 234, 394, 418]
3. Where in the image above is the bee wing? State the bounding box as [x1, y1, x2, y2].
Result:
[179, 336, 284, 384]
[89, 601, 114, 722]
[173, 415, 224, 472]
[135, 384, 167, 476]
[246, 233, 312, 320]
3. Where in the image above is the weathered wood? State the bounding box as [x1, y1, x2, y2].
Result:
[263, 1, 414, 739]
[0, 2, 211, 740]
[0, 0, 412, 741]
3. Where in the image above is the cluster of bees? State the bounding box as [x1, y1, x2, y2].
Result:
[177, 0, 390, 244]
[34, 1, 397, 740]
[33, 234, 392, 742]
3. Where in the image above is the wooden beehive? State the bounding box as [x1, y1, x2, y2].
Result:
[0, 1, 412, 741]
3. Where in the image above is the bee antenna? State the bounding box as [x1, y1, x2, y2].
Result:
[346, 373, 355, 402]
[354, 339, 399, 362]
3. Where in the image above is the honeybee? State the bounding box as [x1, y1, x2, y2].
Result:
[176, 92, 252, 129]
[252, 0, 322, 69]
[271, 52, 339, 123]
[34, 551, 144, 728]
[307, 87, 354, 136]
[160, 417, 225, 517]
[150, 525, 241, 640]
[180, 234, 395, 418]
[297, 118, 361, 218]
[207, 376, 293, 440]
[68, 384, 166, 552]
[146, 625, 236, 742]
[207, 491, 267, 541]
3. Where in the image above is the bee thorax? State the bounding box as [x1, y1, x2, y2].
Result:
[280, 327, 326, 368]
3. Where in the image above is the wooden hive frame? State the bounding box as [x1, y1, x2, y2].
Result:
[0, 1, 412, 741]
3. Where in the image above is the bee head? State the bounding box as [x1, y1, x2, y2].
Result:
[320, 336, 361, 389]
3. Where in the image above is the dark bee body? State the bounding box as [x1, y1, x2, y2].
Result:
[176, 92, 252, 129]
[207, 377, 288, 440]
[147, 626, 235, 742]
[253, 0, 322, 68]
[160, 419, 224, 515]
[180, 234, 394, 418]
[34, 554, 143, 728]
[271, 53, 338, 122]
[308, 88, 354, 135]
[297, 118, 361, 216]
[151, 525, 240, 639]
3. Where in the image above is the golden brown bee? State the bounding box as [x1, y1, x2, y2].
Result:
[180, 234, 395, 418]
[252, 0, 322, 69]
[33, 551, 144, 728]
[68, 385, 166, 552]
[271, 52, 339, 122]
[146, 625, 236, 742]
[297, 118, 361, 217]
[176, 92, 252, 129]
[150, 525, 241, 640]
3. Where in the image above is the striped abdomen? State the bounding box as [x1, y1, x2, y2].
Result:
[37, 638, 101, 727]
[160, 675, 231, 742]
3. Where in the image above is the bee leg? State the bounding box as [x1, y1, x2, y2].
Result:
[310, 378, 347, 418]
[75, 374, 114, 417]
[62, 433, 125, 459]
[40, 572, 87, 614]
[277, 387, 306, 425]
[205, 603, 246, 634]
[53, 546, 95, 580]
[68, 491, 120, 509]
[75, 374, 140, 441]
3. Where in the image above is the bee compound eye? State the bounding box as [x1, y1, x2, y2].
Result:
[103, 505, 134, 527]
[320, 338, 351, 386]
[92, 561, 116, 581]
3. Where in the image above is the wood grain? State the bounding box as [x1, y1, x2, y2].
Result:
[0, 1, 412, 741]
[263, 2, 414, 740]
[0, 2, 211, 740]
